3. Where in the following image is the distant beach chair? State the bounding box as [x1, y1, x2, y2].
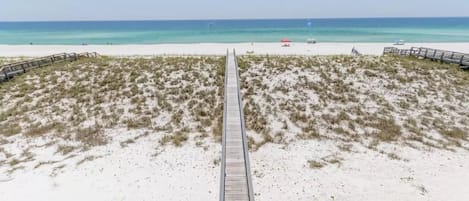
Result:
[307, 38, 317, 44]
[351, 47, 361, 56]
[394, 40, 405, 45]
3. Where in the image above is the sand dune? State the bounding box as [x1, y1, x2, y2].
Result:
[1, 54, 468, 201]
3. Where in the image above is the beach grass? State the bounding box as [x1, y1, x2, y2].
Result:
[1, 54, 469, 174]
[239, 55, 469, 153]
[0, 56, 225, 171]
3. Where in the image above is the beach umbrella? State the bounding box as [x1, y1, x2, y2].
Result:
[281, 38, 292, 47]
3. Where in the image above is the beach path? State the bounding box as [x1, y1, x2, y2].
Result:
[220, 50, 255, 201]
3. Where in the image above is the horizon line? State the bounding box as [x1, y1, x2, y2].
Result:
[0, 16, 468, 23]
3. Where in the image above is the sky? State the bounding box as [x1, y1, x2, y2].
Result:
[0, 0, 468, 21]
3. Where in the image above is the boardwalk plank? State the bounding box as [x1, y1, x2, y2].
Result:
[219, 50, 254, 201]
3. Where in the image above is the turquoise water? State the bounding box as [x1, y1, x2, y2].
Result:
[0, 18, 468, 44]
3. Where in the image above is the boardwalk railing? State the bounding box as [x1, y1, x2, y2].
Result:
[383, 47, 413, 56]
[219, 49, 229, 201]
[234, 49, 255, 201]
[0, 52, 98, 82]
[383, 47, 469, 67]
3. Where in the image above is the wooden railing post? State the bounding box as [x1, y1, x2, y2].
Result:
[2, 67, 8, 80]
[431, 50, 437, 59]
[3, 71, 8, 80]
[21, 63, 26, 73]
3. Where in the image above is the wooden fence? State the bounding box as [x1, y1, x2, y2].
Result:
[383, 47, 469, 68]
[0, 52, 98, 82]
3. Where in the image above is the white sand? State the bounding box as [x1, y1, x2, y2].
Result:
[0, 132, 221, 201]
[3, 136, 468, 201]
[252, 141, 469, 201]
[1, 43, 469, 57]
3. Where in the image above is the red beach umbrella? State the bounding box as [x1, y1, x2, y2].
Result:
[281, 38, 292, 43]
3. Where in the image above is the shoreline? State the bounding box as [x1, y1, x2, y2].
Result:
[1, 42, 469, 57]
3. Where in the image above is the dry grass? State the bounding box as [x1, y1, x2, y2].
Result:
[308, 160, 325, 169]
[0, 56, 224, 140]
[55, 145, 77, 155]
[308, 155, 343, 169]
[372, 118, 402, 142]
[239, 55, 469, 152]
[76, 155, 102, 166]
[75, 126, 108, 148]
[0, 56, 225, 170]
[440, 127, 467, 140]
[0, 123, 22, 137]
[159, 131, 189, 147]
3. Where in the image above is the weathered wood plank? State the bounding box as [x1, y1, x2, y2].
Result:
[220, 50, 255, 201]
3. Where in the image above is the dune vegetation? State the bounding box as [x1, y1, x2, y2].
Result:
[0, 56, 225, 174]
[238, 55, 469, 154]
[1, 54, 468, 177]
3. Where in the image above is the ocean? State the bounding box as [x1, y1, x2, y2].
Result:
[0, 17, 468, 45]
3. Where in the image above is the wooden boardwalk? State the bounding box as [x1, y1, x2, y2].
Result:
[219, 50, 255, 201]
[383, 47, 469, 68]
[0, 52, 98, 82]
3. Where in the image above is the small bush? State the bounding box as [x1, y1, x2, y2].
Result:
[440, 127, 466, 140]
[55, 145, 76, 155]
[308, 160, 325, 169]
[126, 116, 152, 129]
[1, 123, 22, 137]
[373, 118, 402, 142]
[75, 126, 108, 147]
[159, 131, 188, 147]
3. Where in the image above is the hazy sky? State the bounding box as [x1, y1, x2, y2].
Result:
[0, 0, 468, 21]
